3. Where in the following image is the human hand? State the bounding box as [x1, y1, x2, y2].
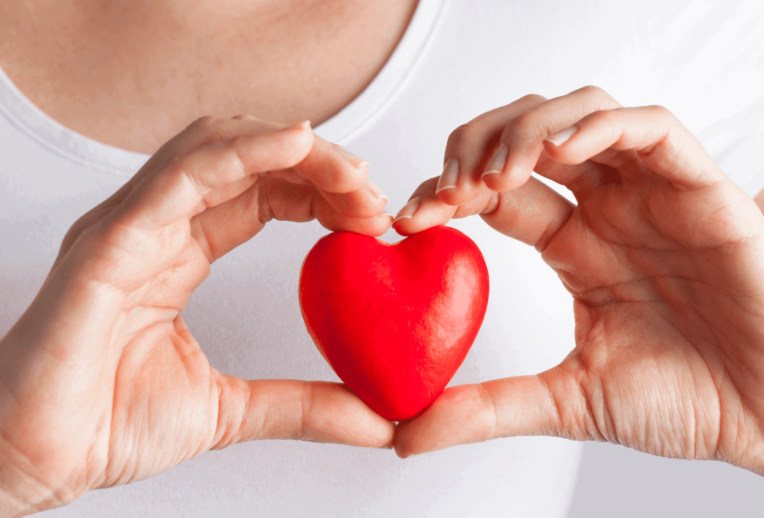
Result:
[0, 116, 394, 516]
[392, 87, 764, 475]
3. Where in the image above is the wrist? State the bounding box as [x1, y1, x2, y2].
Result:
[0, 436, 73, 517]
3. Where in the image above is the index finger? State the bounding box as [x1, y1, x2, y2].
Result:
[291, 138, 371, 194]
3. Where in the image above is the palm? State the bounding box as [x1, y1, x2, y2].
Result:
[6, 207, 226, 492]
[106, 315, 216, 486]
[539, 169, 764, 465]
[98, 228, 217, 487]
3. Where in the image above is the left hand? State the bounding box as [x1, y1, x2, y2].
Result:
[391, 86, 764, 475]
[0, 115, 394, 516]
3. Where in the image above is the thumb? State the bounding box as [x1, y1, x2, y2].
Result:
[393, 365, 593, 458]
[210, 374, 395, 450]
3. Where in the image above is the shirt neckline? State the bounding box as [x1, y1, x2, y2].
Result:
[0, 0, 447, 178]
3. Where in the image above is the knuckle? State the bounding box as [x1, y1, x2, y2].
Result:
[184, 116, 228, 145]
[518, 93, 546, 104]
[59, 221, 85, 254]
[298, 381, 315, 441]
[589, 108, 619, 125]
[449, 122, 474, 141]
[190, 115, 217, 128]
[579, 84, 606, 98]
[446, 122, 478, 149]
[507, 110, 541, 137]
[61, 209, 101, 251]
[646, 104, 676, 123]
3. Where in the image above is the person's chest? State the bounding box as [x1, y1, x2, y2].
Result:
[0, 0, 417, 154]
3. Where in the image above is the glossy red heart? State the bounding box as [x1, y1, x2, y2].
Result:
[298, 226, 489, 421]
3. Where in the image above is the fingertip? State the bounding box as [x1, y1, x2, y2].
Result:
[369, 212, 394, 236]
[435, 181, 483, 206]
[280, 120, 314, 161]
[541, 138, 585, 166]
[392, 420, 423, 459]
[324, 211, 393, 237]
[391, 196, 455, 236]
[308, 381, 397, 448]
[481, 166, 530, 192]
[545, 125, 577, 147]
[391, 218, 416, 236]
[298, 139, 369, 194]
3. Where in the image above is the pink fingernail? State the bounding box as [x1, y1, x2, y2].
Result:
[368, 179, 389, 205]
[436, 158, 460, 193]
[392, 197, 420, 224]
[333, 144, 369, 170]
[546, 126, 578, 146]
[482, 144, 508, 178]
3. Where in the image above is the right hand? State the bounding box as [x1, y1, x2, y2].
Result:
[0, 116, 395, 517]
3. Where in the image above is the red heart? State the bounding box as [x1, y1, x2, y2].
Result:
[298, 226, 489, 421]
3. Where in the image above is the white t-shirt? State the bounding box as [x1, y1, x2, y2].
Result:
[1, 1, 763, 517]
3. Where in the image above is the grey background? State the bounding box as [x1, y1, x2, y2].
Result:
[568, 442, 764, 517]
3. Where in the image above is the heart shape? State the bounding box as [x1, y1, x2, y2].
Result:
[299, 226, 489, 421]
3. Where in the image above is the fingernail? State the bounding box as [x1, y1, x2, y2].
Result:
[368, 179, 389, 205]
[291, 120, 311, 131]
[392, 197, 420, 224]
[381, 212, 393, 220]
[545, 126, 578, 146]
[482, 144, 508, 178]
[333, 144, 369, 170]
[436, 158, 460, 193]
[378, 444, 394, 450]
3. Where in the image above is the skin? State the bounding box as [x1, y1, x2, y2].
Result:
[0, 116, 397, 516]
[0, 0, 418, 153]
[1, 0, 764, 515]
[0, 2, 419, 513]
[392, 87, 764, 477]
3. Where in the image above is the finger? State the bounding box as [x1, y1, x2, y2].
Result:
[229, 117, 374, 194]
[542, 105, 726, 189]
[258, 177, 392, 238]
[394, 367, 591, 458]
[393, 175, 574, 252]
[436, 95, 548, 206]
[55, 118, 301, 269]
[311, 196, 393, 237]
[104, 116, 291, 205]
[211, 375, 395, 449]
[231, 114, 259, 120]
[392, 177, 497, 235]
[481, 85, 622, 193]
[318, 177, 389, 218]
[392, 178, 458, 235]
[190, 179, 264, 262]
[95, 116, 361, 222]
[292, 141, 370, 194]
[116, 121, 314, 231]
[264, 169, 312, 186]
[206, 117, 372, 194]
[192, 176, 392, 262]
